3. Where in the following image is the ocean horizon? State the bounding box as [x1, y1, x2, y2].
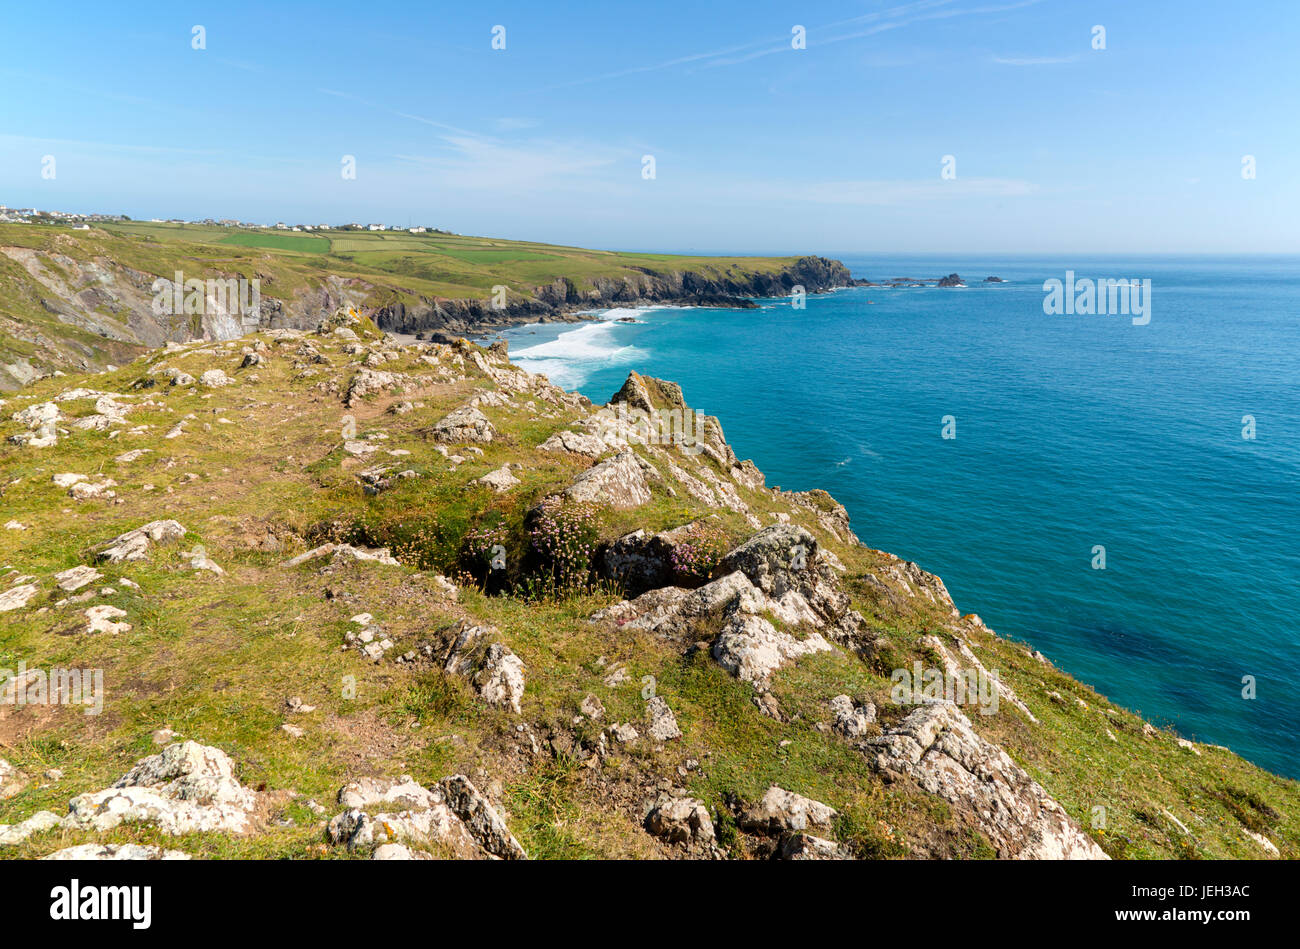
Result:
[495, 252, 1300, 779]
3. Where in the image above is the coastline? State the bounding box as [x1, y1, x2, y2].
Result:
[476, 259, 1300, 780]
[368, 254, 860, 339]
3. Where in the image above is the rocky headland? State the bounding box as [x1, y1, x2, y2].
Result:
[0, 309, 1293, 861]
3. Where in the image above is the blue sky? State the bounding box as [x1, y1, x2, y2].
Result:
[2, 0, 1296, 253]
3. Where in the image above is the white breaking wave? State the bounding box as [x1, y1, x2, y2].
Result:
[511, 318, 647, 389]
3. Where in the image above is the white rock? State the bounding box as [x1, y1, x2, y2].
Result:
[740, 786, 837, 835]
[645, 696, 682, 741]
[0, 759, 26, 800]
[54, 565, 102, 592]
[69, 479, 117, 501]
[199, 369, 232, 387]
[43, 844, 190, 861]
[867, 703, 1109, 859]
[474, 465, 521, 493]
[97, 520, 187, 563]
[564, 450, 652, 509]
[85, 604, 131, 634]
[338, 775, 439, 811]
[0, 583, 39, 613]
[425, 405, 495, 443]
[538, 430, 607, 459]
[1245, 830, 1280, 856]
[712, 613, 832, 687]
[829, 694, 876, 738]
[645, 796, 714, 845]
[282, 543, 399, 568]
[63, 742, 259, 836]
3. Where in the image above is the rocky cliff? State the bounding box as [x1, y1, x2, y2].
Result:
[373, 255, 855, 336]
[0, 316, 1294, 861]
[0, 226, 855, 390]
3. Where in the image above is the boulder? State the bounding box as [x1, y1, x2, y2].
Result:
[716, 525, 863, 644]
[327, 774, 525, 860]
[0, 584, 39, 613]
[372, 843, 425, 860]
[328, 806, 479, 857]
[338, 775, 439, 811]
[441, 623, 526, 714]
[830, 694, 876, 737]
[564, 450, 652, 509]
[865, 703, 1109, 859]
[345, 368, 407, 406]
[779, 833, 850, 860]
[96, 520, 187, 563]
[0, 759, 26, 800]
[54, 565, 102, 592]
[199, 369, 232, 387]
[739, 786, 837, 836]
[69, 479, 117, 501]
[712, 613, 832, 687]
[282, 543, 399, 568]
[595, 521, 716, 596]
[474, 465, 521, 493]
[645, 696, 682, 741]
[85, 604, 131, 635]
[538, 429, 606, 459]
[438, 774, 528, 860]
[423, 405, 495, 443]
[645, 795, 715, 845]
[0, 742, 265, 843]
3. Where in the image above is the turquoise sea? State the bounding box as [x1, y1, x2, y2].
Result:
[494, 255, 1300, 779]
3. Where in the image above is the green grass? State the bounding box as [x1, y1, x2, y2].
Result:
[0, 218, 807, 386]
[221, 232, 330, 253]
[0, 326, 1296, 861]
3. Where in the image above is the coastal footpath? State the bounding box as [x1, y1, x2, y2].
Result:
[0, 311, 1295, 860]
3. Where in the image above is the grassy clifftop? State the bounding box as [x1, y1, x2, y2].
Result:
[0, 221, 832, 390]
[0, 316, 1294, 860]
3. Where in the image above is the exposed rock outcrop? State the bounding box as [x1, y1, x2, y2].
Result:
[866, 703, 1108, 860]
[96, 519, 187, 563]
[564, 450, 652, 508]
[0, 742, 260, 846]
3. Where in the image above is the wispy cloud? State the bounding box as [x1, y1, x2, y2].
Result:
[318, 88, 483, 139]
[493, 117, 542, 132]
[761, 176, 1040, 206]
[544, 0, 1045, 83]
[992, 54, 1081, 66]
[394, 137, 619, 190]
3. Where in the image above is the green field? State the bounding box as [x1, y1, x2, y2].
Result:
[222, 232, 331, 253]
[0, 218, 805, 388]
